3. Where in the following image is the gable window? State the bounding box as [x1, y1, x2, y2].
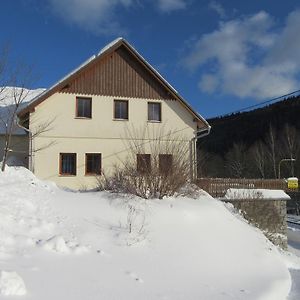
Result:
[60, 153, 76, 176]
[76, 97, 92, 118]
[86, 153, 102, 175]
[148, 102, 161, 122]
[137, 154, 151, 174]
[114, 100, 128, 120]
[159, 154, 173, 175]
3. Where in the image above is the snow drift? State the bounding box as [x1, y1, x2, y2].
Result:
[0, 167, 293, 299]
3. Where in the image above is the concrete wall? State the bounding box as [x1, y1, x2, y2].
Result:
[0, 135, 29, 167]
[222, 198, 287, 249]
[29, 92, 198, 190]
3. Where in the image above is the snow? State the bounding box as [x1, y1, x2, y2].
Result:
[0, 87, 45, 135]
[287, 222, 300, 299]
[0, 87, 45, 108]
[225, 188, 291, 200]
[0, 271, 26, 296]
[288, 214, 300, 225]
[0, 167, 296, 299]
[97, 37, 123, 55]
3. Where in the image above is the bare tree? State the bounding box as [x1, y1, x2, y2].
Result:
[0, 46, 55, 171]
[250, 140, 267, 178]
[280, 124, 300, 176]
[0, 75, 36, 170]
[265, 124, 279, 178]
[196, 149, 211, 178]
[225, 143, 247, 178]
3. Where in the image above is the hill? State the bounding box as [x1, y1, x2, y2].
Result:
[198, 95, 300, 178]
[200, 95, 300, 156]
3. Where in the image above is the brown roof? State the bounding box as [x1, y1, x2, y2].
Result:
[18, 38, 209, 129]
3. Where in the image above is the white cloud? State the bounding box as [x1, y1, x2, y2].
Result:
[47, 0, 187, 34]
[156, 0, 186, 12]
[199, 74, 219, 93]
[209, 1, 226, 19]
[48, 0, 133, 35]
[183, 10, 300, 100]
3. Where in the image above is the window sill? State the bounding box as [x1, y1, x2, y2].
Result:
[59, 174, 77, 177]
[113, 118, 129, 121]
[75, 117, 92, 120]
[85, 173, 102, 176]
[148, 120, 162, 123]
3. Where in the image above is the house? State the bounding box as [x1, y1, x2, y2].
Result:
[16, 38, 210, 190]
[0, 87, 44, 167]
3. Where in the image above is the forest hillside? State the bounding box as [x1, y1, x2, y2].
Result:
[198, 95, 300, 179]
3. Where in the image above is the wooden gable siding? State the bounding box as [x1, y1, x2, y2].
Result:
[61, 45, 176, 100]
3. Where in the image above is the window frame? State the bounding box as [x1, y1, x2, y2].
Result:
[59, 153, 77, 176]
[85, 153, 102, 176]
[114, 99, 129, 120]
[76, 96, 92, 119]
[148, 102, 162, 122]
[137, 154, 151, 174]
[159, 154, 173, 175]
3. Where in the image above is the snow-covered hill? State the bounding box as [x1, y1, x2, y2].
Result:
[0, 167, 298, 299]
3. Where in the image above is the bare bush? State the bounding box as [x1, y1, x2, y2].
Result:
[99, 125, 192, 199]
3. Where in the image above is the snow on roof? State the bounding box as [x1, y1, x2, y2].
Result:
[0, 87, 45, 107]
[97, 37, 123, 56]
[225, 188, 290, 200]
[0, 87, 45, 135]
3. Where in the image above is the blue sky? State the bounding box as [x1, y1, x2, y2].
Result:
[1, 0, 300, 118]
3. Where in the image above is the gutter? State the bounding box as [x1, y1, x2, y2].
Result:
[191, 125, 211, 180]
[16, 117, 33, 172]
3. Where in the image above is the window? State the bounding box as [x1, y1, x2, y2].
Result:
[86, 153, 102, 175]
[60, 153, 76, 176]
[114, 100, 128, 120]
[148, 102, 161, 122]
[137, 154, 151, 174]
[76, 97, 92, 118]
[159, 154, 173, 174]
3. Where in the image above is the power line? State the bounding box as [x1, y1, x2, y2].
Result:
[213, 89, 300, 119]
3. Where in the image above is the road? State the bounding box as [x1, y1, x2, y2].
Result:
[287, 227, 300, 300]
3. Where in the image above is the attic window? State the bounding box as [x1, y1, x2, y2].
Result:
[114, 100, 128, 120]
[76, 97, 92, 118]
[148, 102, 161, 122]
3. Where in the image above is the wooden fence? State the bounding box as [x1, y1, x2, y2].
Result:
[196, 178, 288, 198]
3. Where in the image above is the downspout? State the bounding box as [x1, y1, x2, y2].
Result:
[190, 125, 211, 181]
[16, 117, 33, 172]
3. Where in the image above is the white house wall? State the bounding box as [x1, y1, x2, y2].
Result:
[30, 92, 198, 190]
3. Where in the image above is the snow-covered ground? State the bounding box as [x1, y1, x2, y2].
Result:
[0, 167, 299, 299]
[287, 223, 300, 300]
[225, 188, 290, 200]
